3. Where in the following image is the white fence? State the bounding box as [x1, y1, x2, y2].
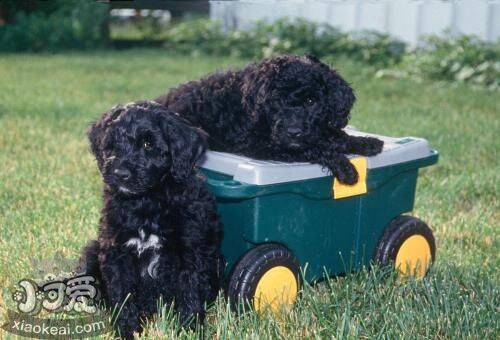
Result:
[210, 0, 500, 46]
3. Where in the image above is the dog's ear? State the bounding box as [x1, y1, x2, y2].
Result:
[162, 115, 208, 182]
[241, 58, 283, 123]
[87, 105, 124, 169]
[305, 54, 321, 63]
[242, 55, 298, 117]
[327, 75, 356, 129]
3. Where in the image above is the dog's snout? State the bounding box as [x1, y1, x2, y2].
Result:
[286, 127, 302, 138]
[114, 168, 131, 181]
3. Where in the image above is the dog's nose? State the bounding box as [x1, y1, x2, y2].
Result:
[114, 168, 131, 181]
[286, 127, 302, 138]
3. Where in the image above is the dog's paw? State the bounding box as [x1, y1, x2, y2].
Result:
[363, 137, 384, 156]
[336, 160, 359, 185]
[178, 305, 205, 328]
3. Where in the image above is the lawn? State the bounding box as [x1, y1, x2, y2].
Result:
[0, 50, 498, 339]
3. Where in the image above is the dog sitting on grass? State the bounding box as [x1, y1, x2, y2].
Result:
[79, 101, 222, 338]
[155, 54, 383, 185]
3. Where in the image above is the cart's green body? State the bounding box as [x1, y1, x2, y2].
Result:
[200, 130, 438, 283]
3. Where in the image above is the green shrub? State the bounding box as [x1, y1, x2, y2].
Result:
[163, 18, 406, 66]
[0, 1, 109, 52]
[164, 19, 226, 55]
[164, 18, 499, 89]
[377, 34, 500, 90]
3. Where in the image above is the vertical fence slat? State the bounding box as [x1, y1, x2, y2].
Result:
[454, 0, 489, 40]
[487, 2, 500, 41]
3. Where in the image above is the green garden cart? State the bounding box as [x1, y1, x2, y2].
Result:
[200, 127, 439, 312]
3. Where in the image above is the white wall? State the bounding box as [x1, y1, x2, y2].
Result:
[210, 0, 500, 46]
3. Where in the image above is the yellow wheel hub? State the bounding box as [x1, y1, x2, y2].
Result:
[395, 235, 432, 278]
[253, 266, 298, 312]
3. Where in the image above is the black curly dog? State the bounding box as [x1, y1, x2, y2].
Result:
[78, 101, 222, 338]
[155, 54, 383, 184]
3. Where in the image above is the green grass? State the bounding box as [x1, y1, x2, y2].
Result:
[0, 50, 498, 339]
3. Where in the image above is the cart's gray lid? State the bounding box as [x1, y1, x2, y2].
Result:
[199, 127, 435, 185]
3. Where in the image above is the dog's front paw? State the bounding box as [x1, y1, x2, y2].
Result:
[115, 322, 139, 340]
[335, 160, 359, 185]
[363, 137, 384, 156]
[178, 305, 205, 328]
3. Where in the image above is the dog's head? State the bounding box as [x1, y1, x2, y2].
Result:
[88, 101, 207, 196]
[242, 54, 355, 150]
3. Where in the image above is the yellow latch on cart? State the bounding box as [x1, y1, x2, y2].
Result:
[333, 157, 367, 199]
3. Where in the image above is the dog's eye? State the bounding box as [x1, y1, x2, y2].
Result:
[142, 140, 153, 150]
[305, 98, 314, 106]
[327, 121, 335, 129]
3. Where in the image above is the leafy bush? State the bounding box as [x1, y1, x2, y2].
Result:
[0, 1, 109, 52]
[164, 19, 226, 55]
[163, 18, 406, 66]
[164, 19, 499, 89]
[377, 35, 500, 90]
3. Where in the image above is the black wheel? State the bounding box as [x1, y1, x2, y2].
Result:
[227, 243, 301, 312]
[374, 215, 436, 278]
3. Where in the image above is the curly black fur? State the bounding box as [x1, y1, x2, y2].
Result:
[79, 101, 222, 338]
[155, 54, 383, 184]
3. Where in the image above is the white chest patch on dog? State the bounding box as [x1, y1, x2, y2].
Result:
[143, 254, 160, 279]
[125, 229, 162, 256]
[125, 229, 163, 279]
